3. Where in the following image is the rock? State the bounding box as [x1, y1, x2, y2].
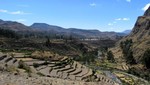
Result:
[144, 6, 150, 16]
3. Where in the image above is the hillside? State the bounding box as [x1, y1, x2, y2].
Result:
[0, 19, 30, 32]
[110, 6, 150, 81]
[0, 16, 149, 85]
[0, 19, 128, 39]
[0, 51, 120, 85]
[120, 30, 131, 35]
[120, 6, 150, 62]
[30, 23, 122, 39]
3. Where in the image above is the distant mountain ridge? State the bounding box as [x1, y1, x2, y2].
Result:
[121, 30, 131, 34]
[30, 23, 66, 32]
[0, 19, 30, 31]
[30, 23, 129, 39]
[0, 19, 128, 39]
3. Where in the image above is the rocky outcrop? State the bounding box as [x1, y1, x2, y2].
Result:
[125, 6, 150, 62]
[112, 6, 150, 63]
[144, 6, 150, 16]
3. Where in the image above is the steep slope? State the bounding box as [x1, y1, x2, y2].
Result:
[124, 7, 150, 63]
[144, 6, 150, 16]
[111, 6, 150, 64]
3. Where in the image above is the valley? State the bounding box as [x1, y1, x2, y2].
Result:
[0, 1, 150, 85]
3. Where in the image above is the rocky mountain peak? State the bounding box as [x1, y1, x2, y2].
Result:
[144, 6, 150, 16]
[118, 5, 150, 63]
[130, 6, 150, 37]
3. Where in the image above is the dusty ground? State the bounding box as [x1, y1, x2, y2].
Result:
[0, 71, 117, 85]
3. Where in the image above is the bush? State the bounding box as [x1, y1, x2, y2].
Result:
[33, 63, 40, 68]
[120, 39, 136, 65]
[42, 61, 49, 65]
[128, 67, 150, 81]
[45, 37, 51, 47]
[142, 49, 150, 69]
[107, 51, 115, 63]
[6, 65, 18, 72]
[74, 51, 97, 64]
[18, 60, 32, 73]
[0, 28, 20, 39]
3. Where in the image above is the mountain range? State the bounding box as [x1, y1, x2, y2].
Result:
[0, 19, 130, 39]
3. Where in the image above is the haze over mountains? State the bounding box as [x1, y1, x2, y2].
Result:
[0, 19, 130, 39]
[121, 30, 131, 34]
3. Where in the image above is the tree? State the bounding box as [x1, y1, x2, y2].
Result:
[107, 51, 115, 63]
[45, 37, 51, 47]
[120, 39, 136, 65]
[142, 49, 150, 69]
[0, 28, 20, 39]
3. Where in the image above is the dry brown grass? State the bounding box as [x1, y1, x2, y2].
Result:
[31, 51, 63, 60]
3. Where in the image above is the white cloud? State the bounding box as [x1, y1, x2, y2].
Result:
[90, 3, 96, 7]
[126, 0, 131, 2]
[115, 18, 122, 21]
[16, 19, 26, 22]
[108, 23, 113, 26]
[0, 9, 31, 15]
[142, 3, 150, 11]
[108, 21, 117, 26]
[115, 18, 130, 21]
[123, 18, 130, 21]
[10, 11, 31, 15]
[0, 9, 8, 13]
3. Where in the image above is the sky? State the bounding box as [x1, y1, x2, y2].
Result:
[0, 0, 150, 32]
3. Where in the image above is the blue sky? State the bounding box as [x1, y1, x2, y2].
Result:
[0, 0, 150, 32]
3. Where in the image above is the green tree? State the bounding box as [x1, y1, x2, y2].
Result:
[120, 39, 136, 65]
[107, 51, 115, 63]
[45, 37, 51, 47]
[142, 49, 150, 69]
[0, 28, 20, 39]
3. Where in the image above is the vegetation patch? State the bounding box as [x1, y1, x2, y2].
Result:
[120, 39, 136, 65]
[18, 60, 32, 73]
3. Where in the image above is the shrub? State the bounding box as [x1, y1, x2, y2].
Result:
[120, 39, 136, 65]
[18, 60, 32, 73]
[142, 49, 150, 69]
[6, 65, 18, 72]
[107, 51, 115, 63]
[0, 28, 20, 39]
[37, 72, 45, 76]
[33, 63, 40, 68]
[45, 37, 51, 47]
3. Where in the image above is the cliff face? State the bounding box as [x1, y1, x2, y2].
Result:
[125, 6, 150, 62]
[112, 6, 150, 63]
[144, 6, 150, 16]
[129, 6, 150, 38]
[129, 16, 150, 41]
